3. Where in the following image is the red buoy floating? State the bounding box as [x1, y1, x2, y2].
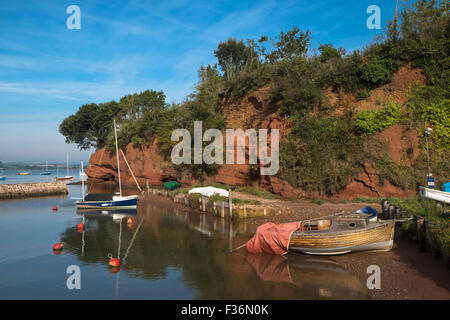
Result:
[53, 242, 63, 252]
[109, 258, 120, 268]
[77, 222, 85, 230]
[52, 206, 58, 212]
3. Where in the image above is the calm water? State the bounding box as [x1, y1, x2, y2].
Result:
[0, 169, 80, 185]
[0, 185, 369, 299]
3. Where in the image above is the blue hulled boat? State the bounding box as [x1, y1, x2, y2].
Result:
[76, 120, 141, 210]
[76, 195, 138, 209]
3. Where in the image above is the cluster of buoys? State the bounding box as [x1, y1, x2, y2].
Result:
[52, 213, 126, 274]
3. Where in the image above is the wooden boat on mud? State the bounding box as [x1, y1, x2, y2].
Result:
[246, 211, 395, 256]
[288, 213, 395, 255]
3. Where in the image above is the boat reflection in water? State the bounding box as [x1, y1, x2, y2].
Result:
[57, 203, 369, 299]
[76, 208, 138, 220]
[243, 253, 369, 299]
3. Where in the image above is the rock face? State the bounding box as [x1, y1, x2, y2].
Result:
[86, 140, 182, 187]
[87, 65, 423, 200]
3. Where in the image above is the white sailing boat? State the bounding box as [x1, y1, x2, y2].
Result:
[56, 154, 73, 181]
[76, 120, 139, 209]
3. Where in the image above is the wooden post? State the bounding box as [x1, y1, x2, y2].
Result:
[228, 189, 232, 218]
[213, 201, 216, 215]
[221, 201, 225, 217]
[264, 208, 267, 216]
[417, 218, 426, 252]
[229, 220, 233, 252]
[244, 205, 247, 218]
[146, 179, 149, 194]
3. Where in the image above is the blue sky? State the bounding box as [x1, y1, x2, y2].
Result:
[0, 0, 398, 163]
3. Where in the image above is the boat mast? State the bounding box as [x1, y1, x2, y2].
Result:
[66, 154, 69, 177]
[113, 120, 122, 197]
[81, 161, 85, 201]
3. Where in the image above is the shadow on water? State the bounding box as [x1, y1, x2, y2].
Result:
[60, 201, 369, 299]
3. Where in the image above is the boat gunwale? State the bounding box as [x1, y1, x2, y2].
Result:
[292, 220, 394, 237]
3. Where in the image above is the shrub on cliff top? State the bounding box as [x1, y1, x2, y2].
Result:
[358, 55, 396, 85]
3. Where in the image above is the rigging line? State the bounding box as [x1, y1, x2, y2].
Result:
[118, 218, 123, 260]
[122, 218, 145, 265]
[120, 149, 144, 195]
[81, 228, 85, 257]
[114, 120, 122, 197]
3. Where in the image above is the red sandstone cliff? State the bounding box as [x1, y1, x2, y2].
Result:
[87, 64, 425, 199]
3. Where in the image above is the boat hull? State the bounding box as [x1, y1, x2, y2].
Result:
[76, 197, 138, 209]
[288, 221, 395, 255]
[419, 186, 450, 204]
[55, 176, 73, 181]
[40, 172, 51, 175]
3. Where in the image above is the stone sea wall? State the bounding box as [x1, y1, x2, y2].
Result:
[0, 181, 68, 200]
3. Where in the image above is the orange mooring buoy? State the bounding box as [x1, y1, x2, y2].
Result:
[53, 243, 63, 251]
[109, 258, 120, 268]
[52, 206, 58, 211]
[127, 218, 133, 225]
[77, 222, 85, 230]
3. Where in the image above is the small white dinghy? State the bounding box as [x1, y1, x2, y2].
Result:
[419, 186, 450, 204]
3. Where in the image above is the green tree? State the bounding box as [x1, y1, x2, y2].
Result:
[214, 38, 257, 79]
[59, 101, 123, 150]
[119, 90, 166, 122]
[267, 26, 311, 62]
[318, 43, 345, 63]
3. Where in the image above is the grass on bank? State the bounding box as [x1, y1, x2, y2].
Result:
[388, 196, 450, 258]
[310, 196, 382, 205]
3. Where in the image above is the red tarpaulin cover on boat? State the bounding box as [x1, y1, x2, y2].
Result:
[246, 222, 302, 255]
